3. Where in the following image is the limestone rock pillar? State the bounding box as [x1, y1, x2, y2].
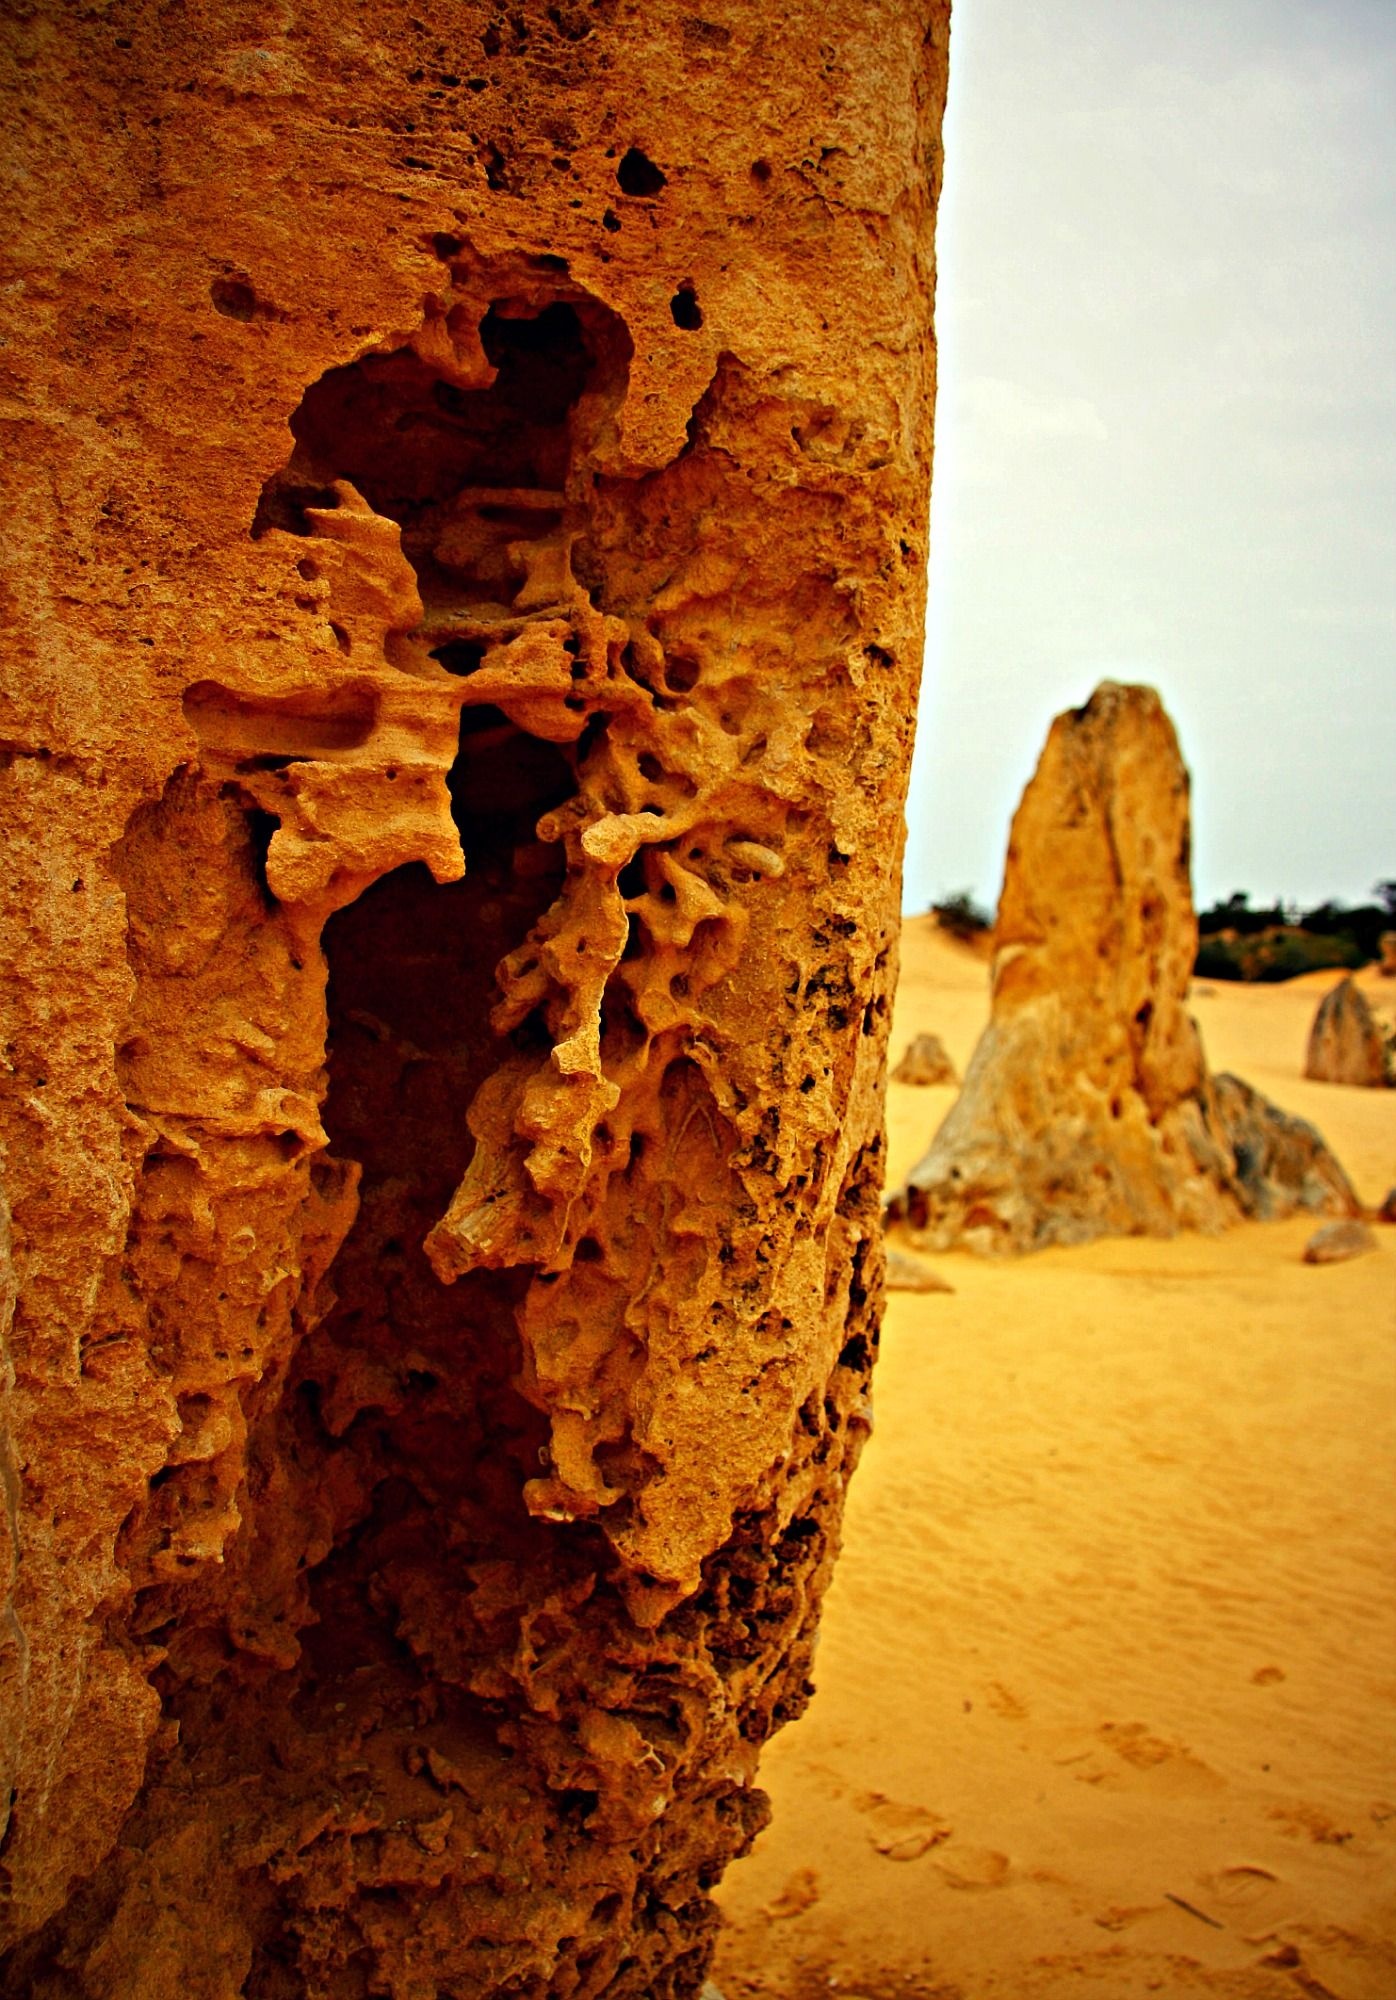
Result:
[1304, 977, 1392, 1088]
[0, 4, 947, 1992]
[889, 683, 1359, 1253]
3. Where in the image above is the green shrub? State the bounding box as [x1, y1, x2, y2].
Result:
[932, 891, 993, 942]
[1193, 926, 1364, 984]
[1194, 939, 1245, 981]
[1253, 932, 1363, 982]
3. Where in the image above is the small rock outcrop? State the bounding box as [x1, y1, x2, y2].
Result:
[888, 683, 1360, 1254]
[1304, 977, 1391, 1087]
[1210, 1073, 1363, 1219]
[884, 1248, 954, 1294]
[891, 1032, 958, 1086]
[1378, 932, 1396, 978]
[1303, 1219, 1379, 1265]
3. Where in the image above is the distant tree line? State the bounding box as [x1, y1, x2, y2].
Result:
[1194, 882, 1396, 982]
[929, 883, 1395, 983]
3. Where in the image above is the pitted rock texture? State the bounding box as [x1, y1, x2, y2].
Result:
[888, 684, 1359, 1254]
[0, 5, 947, 1994]
[1304, 976, 1392, 1088]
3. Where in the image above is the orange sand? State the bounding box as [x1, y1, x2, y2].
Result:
[713, 918, 1396, 2000]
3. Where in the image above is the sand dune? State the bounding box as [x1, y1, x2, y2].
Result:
[714, 918, 1396, 2000]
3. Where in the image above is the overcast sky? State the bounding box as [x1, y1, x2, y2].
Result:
[903, 0, 1396, 916]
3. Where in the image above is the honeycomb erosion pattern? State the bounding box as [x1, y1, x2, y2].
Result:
[0, 6, 946, 1993]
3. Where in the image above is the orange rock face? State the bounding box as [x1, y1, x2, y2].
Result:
[0, 5, 946, 1992]
[889, 684, 1358, 1252]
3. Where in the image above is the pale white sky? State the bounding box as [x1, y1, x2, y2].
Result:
[904, 0, 1396, 916]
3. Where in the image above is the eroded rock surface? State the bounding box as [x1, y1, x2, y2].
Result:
[0, 5, 946, 1993]
[1304, 977, 1391, 1088]
[888, 684, 1359, 1254]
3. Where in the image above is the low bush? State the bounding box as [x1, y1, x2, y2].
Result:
[1195, 884, 1393, 982]
[1195, 927, 1364, 984]
[931, 890, 993, 942]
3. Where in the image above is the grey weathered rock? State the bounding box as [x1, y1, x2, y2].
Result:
[1211, 1073, 1362, 1221]
[1303, 1220, 1379, 1265]
[1304, 976, 1390, 1088]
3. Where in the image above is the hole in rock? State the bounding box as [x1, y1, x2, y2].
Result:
[432, 639, 487, 677]
[210, 276, 257, 321]
[278, 296, 620, 1692]
[251, 292, 629, 632]
[458, 700, 512, 739]
[243, 806, 280, 906]
[664, 653, 700, 695]
[616, 147, 666, 197]
[129, 280, 696, 1968]
[669, 286, 703, 331]
[556, 1786, 600, 1822]
[133, 288, 640, 1797]
[249, 481, 341, 541]
[302, 706, 574, 1683]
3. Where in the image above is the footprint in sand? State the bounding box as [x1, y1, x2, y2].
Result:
[932, 1845, 1012, 1890]
[1093, 1904, 1158, 1932]
[1091, 1721, 1225, 1792]
[1195, 1863, 1296, 1934]
[1267, 1801, 1354, 1846]
[1057, 1722, 1221, 1792]
[854, 1791, 952, 1862]
[1099, 1721, 1188, 1769]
